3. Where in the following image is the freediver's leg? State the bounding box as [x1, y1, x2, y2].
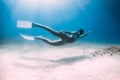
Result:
[32, 23, 60, 37]
[35, 37, 64, 46]
[17, 20, 65, 38]
[20, 33, 64, 46]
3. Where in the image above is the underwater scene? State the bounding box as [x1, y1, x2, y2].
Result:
[0, 0, 120, 80]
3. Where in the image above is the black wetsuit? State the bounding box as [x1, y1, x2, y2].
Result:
[32, 23, 80, 46]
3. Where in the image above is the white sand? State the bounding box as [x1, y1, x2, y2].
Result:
[0, 44, 120, 80]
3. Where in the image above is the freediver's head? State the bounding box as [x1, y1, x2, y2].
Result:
[77, 29, 84, 35]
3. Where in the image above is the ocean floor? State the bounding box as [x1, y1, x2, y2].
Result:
[0, 43, 120, 80]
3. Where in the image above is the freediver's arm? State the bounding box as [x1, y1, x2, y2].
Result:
[79, 31, 91, 38]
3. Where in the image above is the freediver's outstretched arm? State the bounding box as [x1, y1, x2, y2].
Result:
[79, 31, 91, 38]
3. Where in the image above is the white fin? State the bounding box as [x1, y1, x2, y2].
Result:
[20, 33, 35, 40]
[17, 20, 32, 28]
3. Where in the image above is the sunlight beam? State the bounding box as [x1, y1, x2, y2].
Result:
[15, 0, 90, 11]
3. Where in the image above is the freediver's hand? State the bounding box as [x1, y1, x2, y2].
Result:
[86, 31, 92, 35]
[80, 30, 91, 38]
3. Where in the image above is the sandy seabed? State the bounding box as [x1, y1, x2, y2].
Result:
[0, 43, 120, 80]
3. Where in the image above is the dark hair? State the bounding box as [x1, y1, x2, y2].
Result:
[77, 29, 84, 35]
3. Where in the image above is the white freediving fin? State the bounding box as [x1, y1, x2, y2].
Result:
[17, 20, 32, 28]
[20, 33, 35, 40]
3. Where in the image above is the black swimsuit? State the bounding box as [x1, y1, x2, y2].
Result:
[59, 32, 79, 44]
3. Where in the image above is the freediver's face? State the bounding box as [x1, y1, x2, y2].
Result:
[77, 31, 81, 35]
[77, 29, 84, 36]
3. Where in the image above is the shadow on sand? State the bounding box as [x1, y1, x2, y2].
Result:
[49, 55, 91, 64]
[15, 55, 91, 69]
[20, 55, 91, 65]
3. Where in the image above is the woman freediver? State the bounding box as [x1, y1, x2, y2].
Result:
[17, 21, 91, 46]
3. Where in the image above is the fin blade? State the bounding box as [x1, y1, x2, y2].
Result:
[17, 20, 32, 28]
[20, 33, 35, 40]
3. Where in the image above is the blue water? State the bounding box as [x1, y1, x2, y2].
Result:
[0, 0, 120, 45]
